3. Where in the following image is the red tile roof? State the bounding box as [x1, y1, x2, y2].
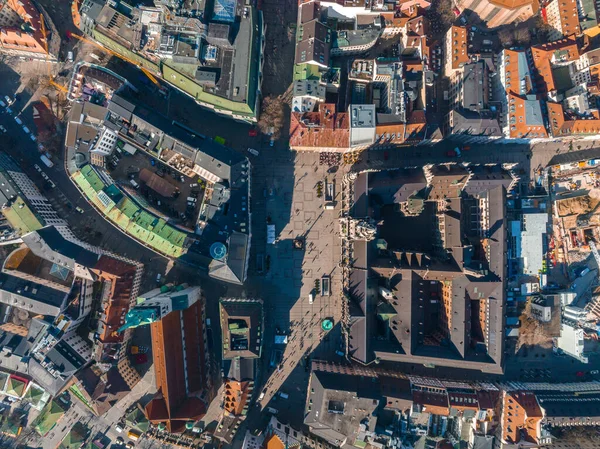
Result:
[489, 0, 538, 9]
[556, 0, 580, 36]
[413, 390, 450, 415]
[91, 256, 138, 344]
[501, 391, 542, 445]
[449, 26, 468, 70]
[223, 380, 251, 416]
[146, 304, 207, 433]
[290, 103, 350, 149]
[0, 0, 48, 55]
[547, 101, 600, 136]
[506, 93, 549, 139]
[531, 37, 580, 93]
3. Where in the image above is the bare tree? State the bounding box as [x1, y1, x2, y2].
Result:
[514, 27, 531, 46]
[498, 28, 514, 47]
[555, 427, 600, 445]
[258, 95, 285, 140]
[534, 15, 555, 42]
[516, 298, 552, 351]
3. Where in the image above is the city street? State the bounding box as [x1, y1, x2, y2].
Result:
[2, 0, 600, 445]
[39, 368, 156, 449]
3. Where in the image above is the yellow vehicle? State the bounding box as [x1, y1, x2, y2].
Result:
[127, 430, 141, 441]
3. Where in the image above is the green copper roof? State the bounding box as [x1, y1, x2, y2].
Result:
[35, 400, 66, 435]
[73, 167, 187, 258]
[2, 197, 44, 234]
[6, 377, 26, 397]
[376, 302, 397, 321]
[59, 422, 88, 449]
[118, 307, 160, 332]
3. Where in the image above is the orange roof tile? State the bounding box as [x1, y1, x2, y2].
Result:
[376, 123, 406, 145]
[531, 49, 555, 92]
[413, 390, 450, 416]
[381, 11, 411, 29]
[557, 0, 581, 36]
[263, 434, 285, 449]
[147, 307, 207, 433]
[502, 49, 533, 95]
[223, 380, 251, 416]
[0, 0, 48, 55]
[449, 26, 469, 70]
[406, 15, 428, 36]
[489, 0, 538, 10]
[530, 38, 580, 93]
[289, 103, 350, 149]
[502, 391, 542, 445]
[507, 93, 549, 139]
[548, 101, 600, 136]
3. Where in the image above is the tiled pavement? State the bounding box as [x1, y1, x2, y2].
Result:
[245, 152, 347, 426]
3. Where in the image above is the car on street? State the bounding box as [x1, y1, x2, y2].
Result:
[248, 127, 258, 137]
[76, 207, 85, 214]
[270, 138, 275, 147]
[248, 148, 259, 156]
[14, 116, 22, 125]
[576, 371, 585, 377]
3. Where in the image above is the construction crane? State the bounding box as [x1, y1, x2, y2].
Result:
[39, 15, 68, 93]
[70, 32, 162, 89]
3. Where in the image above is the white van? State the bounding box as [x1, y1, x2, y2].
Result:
[67, 51, 74, 62]
[130, 179, 140, 189]
[309, 293, 314, 304]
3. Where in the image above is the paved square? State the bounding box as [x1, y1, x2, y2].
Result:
[303, 192, 313, 201]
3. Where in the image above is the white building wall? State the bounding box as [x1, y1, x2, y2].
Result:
[7, 170, 66, 226]
[91, 128, 118, 156]
[545, 0, 564, 40]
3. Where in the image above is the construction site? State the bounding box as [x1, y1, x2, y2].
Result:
[548, 160, 600, 362]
